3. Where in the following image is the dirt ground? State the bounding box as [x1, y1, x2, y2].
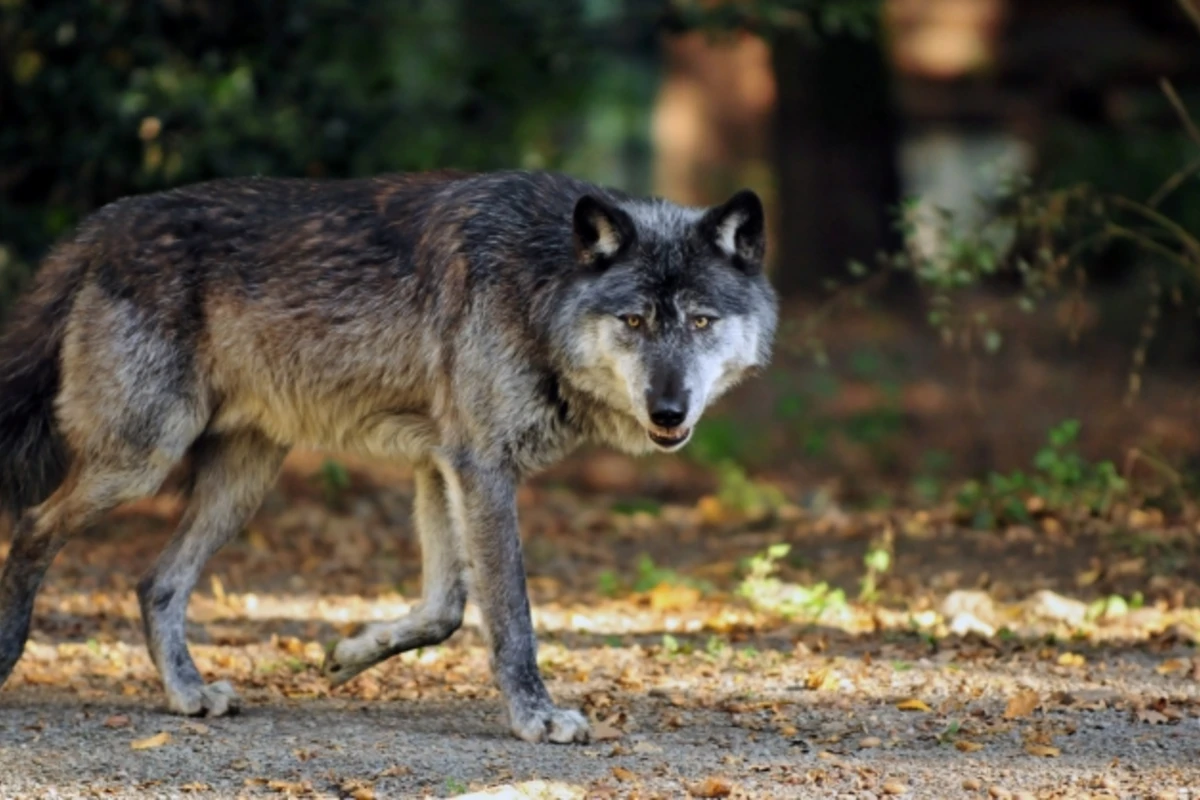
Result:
[2, 453, 1200, 799]
[4, 305, 1200, 799]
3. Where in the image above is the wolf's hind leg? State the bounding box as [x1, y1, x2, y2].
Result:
[0, 457, 179, 687]
[0, 503, 71, 684]
[323, 462, 467, 685]
[137, 431, 286, 717]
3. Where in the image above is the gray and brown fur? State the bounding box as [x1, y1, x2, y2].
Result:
[0, 170, 777, 743]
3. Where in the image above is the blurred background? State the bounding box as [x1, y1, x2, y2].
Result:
[6, 0, 1200, 603]
[9, 11, 1200, 793]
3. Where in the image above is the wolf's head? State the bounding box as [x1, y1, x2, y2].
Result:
[551, 188, 778, 453]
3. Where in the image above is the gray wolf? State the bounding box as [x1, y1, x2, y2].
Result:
[0, 170, 777, 742]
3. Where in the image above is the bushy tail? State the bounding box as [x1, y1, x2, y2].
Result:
[0, 246, 86, 516]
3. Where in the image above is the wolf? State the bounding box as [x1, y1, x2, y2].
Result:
[0, 169, 777, 742]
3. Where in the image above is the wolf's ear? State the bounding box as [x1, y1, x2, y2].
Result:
[573, 195, 636, 267]
[699, 189, 765, 273]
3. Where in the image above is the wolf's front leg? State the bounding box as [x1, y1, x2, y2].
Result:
[448, 457, 589, 744]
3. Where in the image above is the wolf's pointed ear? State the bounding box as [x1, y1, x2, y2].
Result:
[573, 195, 636, 267]
[699, 189, 765, 273]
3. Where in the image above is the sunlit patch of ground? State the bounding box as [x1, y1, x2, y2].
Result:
[3, 454, 1200, 797]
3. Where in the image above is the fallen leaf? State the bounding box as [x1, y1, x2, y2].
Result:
[180, 783, 211, 793]
[21, 672, 58, 686]
[339, 779, 375, 800]
[591, 717, 624, 741]
[211, 573, 227, 604]
[130, 731, 171, 751]
[103, 714, 131, 729]
[1057, 652, 1086, 668]
[1023, 744, 1060, 758]
[266, 779, 313, 795]
[896, 698, 931, 712]
[697, 496, 726, 525]
[648, 582, 701, 612]
[881, 781, 908, 796]
[805, 667, 839, 691]
[859, 736, 883, 749]
[180, 721, 210, 735]
[611, 767, 636, 782]
[1156, 658, 1189, 676]
[955, 740, 984, 752]
[1003, 690, 1039, 719]
[689, 776, 733, 798]
[632, 740, 663, 754]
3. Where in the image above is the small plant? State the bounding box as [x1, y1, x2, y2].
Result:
[705, 635, 728, 658]
[1087, 592, 1143, 622]
[317, 458, 351, 508]
[955, 420, 1127, 528]
[610, 497, 662, 516]
[936, 719, 963, 745]
[713, 461, 787, 519]
[597, 554, 711, 597]
[859, 528, 894, 603]
[689, 417, 756, 466]
[736, 544, 846, 620]
[634, 554, 676, 592]
[596, 570, 621, 598]
[912, 449, 953, 506]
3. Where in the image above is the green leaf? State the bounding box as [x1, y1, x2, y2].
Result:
[864, 547, 891, 573]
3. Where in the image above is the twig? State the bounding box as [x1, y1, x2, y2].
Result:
[1124, 446, 1189, 512]
[1176, 0, 1200, 37]
[1104, 224, 1200, 277]
[1159, 77, 1200, 150]
[1148, 156, 1200, 208]
[1109, 194, 1200, 263]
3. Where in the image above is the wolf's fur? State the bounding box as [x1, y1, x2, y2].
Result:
[0, 170, 777, 742]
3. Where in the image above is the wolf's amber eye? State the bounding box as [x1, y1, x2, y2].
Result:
[692, 316, 712, 330]
[624, 315, 643, 329]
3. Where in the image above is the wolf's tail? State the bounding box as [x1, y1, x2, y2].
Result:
[0, 246, 86, 516]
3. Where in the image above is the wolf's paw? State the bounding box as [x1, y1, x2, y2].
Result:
[321, 634, 377, 687]
[166, 680, 240, 717]
[509, 704, 590, 744]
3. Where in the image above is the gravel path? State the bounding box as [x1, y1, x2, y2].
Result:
[4, 454, 1200, 798]
[3, 644, 1200, 799]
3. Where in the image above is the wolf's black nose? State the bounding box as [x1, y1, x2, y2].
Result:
[649, 405, 687, 429]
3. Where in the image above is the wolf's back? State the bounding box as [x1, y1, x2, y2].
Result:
[0, 243, 86, 516]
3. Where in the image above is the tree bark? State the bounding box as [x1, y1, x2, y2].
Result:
[770, 29, 903, 298]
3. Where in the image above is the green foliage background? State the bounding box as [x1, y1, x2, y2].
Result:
[0, 0, 658, 301]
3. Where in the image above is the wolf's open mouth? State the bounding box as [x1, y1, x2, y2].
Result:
[647, 428, 690, 448]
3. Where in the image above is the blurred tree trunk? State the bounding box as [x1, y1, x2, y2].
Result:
[652, 31, 776, 233]
[770, 30, 903, 298]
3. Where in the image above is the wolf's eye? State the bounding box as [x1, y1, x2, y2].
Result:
[692, 315, 712, 330]
[623, 315, 643, 329]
